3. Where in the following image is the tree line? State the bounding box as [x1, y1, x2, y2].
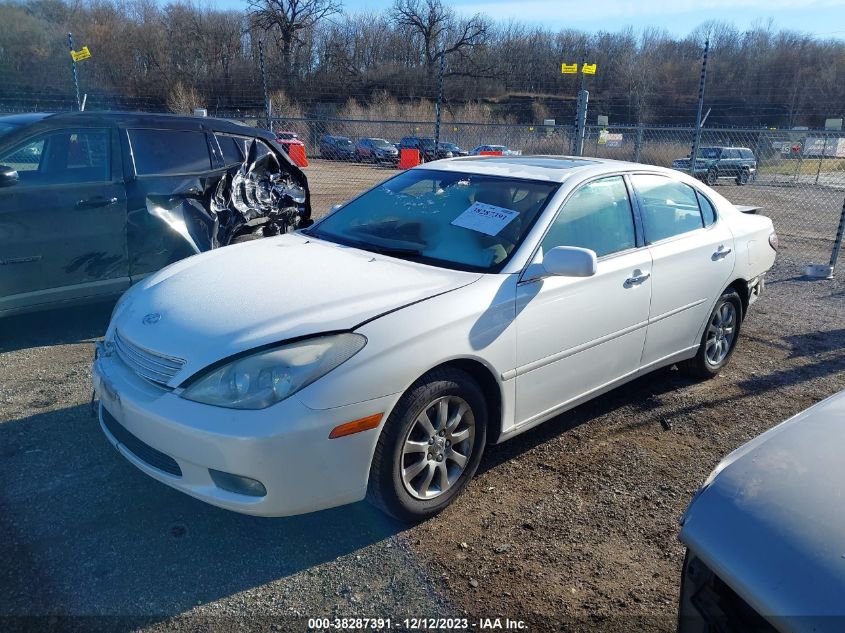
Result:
[0, 0, 842, 128]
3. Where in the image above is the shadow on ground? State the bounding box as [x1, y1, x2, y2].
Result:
[0, 402, 403, 627]
[0, 300, 115, 353]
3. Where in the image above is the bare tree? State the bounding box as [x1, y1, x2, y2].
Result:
[249, 0, 342, 90]
[390, 0, 488, 80]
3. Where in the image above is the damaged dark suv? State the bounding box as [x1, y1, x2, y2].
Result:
[0, 112, 310, 317]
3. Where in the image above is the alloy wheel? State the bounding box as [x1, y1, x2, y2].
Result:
[705, 301, 737, 366]
[400, 396, 475, 500]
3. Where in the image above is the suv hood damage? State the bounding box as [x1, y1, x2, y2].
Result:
[141, 140, 311, 255]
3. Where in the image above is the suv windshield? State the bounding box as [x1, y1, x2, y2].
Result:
[335, 138, 353, 147]
[419, 138, 436, 149]
[307, 169, 559, 272]
[371, 139, 393, 148]
[696, 147, 721, 159]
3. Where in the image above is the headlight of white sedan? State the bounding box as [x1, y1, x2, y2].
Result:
[180, 333, 366, 409]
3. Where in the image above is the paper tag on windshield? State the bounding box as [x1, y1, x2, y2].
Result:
[451, 202, 518, 236]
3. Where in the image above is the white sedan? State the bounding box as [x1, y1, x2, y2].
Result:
[92, 156, 777, 521]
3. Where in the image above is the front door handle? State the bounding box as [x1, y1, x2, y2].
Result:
[625, 270, 651, 287]
[76, 197, 118, 210]
[712, 245, 733, 260]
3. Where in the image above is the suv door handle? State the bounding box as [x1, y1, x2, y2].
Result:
[625, 270, 651, 287]
[712, 245, 732, 260]
[76, 196, 118, 210]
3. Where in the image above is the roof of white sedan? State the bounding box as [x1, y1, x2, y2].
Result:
[422, 155, 643, 182]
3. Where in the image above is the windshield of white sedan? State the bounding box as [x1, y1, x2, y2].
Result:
[308, 169, 559, 271]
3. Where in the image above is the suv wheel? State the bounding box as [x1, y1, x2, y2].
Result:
[705, 168, 719, 186]
[735, 169, 750, 186]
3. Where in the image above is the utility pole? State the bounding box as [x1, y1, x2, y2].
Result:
[258, 40, 272, 132]
[434, 49, 445, 153]
[573, 53, 588, 156]
[689, 38, 709, 176]
[67, 33, 81, 111]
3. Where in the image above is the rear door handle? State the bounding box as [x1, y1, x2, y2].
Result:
[625, 270, 651, 287]
[76, 197, 118, 210]
[712, 245, 732, 260]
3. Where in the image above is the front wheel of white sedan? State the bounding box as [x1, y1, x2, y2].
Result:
[680, 288, 743, 379]
[367, 368, 487, 522]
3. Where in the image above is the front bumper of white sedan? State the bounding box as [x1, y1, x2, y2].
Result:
[92, 345, 397, 517]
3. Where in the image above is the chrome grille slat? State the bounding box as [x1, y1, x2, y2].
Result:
[113, 330, 185, 387]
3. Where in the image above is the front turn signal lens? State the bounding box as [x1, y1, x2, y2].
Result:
[329, 413, 383, 439]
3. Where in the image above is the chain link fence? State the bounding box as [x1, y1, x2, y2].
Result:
[240, 116, 845, 269]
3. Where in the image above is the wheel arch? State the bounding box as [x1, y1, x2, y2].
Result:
[725, 278, 750, 320]
[407, 358, 504, 446]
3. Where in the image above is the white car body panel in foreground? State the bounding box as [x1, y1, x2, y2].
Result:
[93, 156, 777, 516]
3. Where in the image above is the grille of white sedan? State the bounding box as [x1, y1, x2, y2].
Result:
[113, 330, 185, 387]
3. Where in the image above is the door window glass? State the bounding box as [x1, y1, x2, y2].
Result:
[0, 129, 109, 185]
[632, 174, 704, 243]
[129, 129, 212, 175]
[697, 192, 717, 226]
[541, 176, 636, 258]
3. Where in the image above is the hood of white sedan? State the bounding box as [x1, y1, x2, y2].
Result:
[112, 233, 481, 384]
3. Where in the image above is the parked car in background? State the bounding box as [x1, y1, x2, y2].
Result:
[319, 135, 355, 160]
[672, 146, 757, 186]
[438, 142, 467, 157]
[92, 156, 776, 523]
[355, 137, 399, 164]
[398, 136, 453, 161]
[678, 389, 845, 632]
[0, 111, 310, 317]
[469, 144, 520, 156]
[274, 130, 305, 155]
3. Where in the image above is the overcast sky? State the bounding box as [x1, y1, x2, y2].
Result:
[212, 0, 845, 38]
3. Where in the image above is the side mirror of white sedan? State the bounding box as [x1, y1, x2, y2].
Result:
[542, 246, 597, 277]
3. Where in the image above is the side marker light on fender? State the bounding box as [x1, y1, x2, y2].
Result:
[329, 413, 384, 439]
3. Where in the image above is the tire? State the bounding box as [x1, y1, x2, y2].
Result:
[680, 288, 743, 379]
[231, 233, 262, 244]
[705, 168, 719, 186]
[735, 169, 750, 186]
[367, 368, 487, 522]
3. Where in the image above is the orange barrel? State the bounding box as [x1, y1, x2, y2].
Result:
[399, 148, 420, 169]
[289, 143, 309, 167]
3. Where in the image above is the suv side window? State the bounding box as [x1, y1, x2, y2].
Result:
[541, 176, 636, 257]
[129, 128, 212, 175]
[631, 174, 704, 243]
[215, 134, 245, 166]
[0, 128, 110, 186]
[740, 149, 754, 160]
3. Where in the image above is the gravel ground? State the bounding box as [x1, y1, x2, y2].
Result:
[2, 161, 844, 632]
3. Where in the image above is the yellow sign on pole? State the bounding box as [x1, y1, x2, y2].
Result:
[561, 63, 578, 74]
[582, 63, 597, 75]
[70, 46, 92, 62]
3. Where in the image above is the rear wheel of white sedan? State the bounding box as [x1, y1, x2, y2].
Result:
[367, 368, 487, 522]
[680, 288, 743, 379]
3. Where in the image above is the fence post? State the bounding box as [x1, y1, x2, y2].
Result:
[434, 49, 445, 152]
[634, 124, 644, 163]
[573, 90, 589, 156]
[258, 40, 272, 132]
[67, 33, 81, 111]
[689, 38, 709, 176]
[815, 132, 828, 185]
[806, 196, 845, 279]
